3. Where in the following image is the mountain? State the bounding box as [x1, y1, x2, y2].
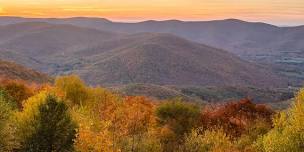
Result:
[1, 17, 301, 84]
[75, 33, 286, 87]
[0, 60, 51, 83]
[0, 22, 287, 88]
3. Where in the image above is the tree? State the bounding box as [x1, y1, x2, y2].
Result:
[201, 99, 274, 137]
[73, 106, 115, 152]
[14, 92, 77, 152]
[1, 80, 33, 109]
[115, 96, 157, 152]
[156, 100, 200, 137]
[156, 100, 200, 151]
[55, 75, 88, 106]
[256, 89, 304, 152]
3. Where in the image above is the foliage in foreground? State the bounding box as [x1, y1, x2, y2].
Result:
[0, 75, 302, 152]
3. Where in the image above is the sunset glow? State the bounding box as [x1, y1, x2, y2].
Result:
[0, 0, 304, 25]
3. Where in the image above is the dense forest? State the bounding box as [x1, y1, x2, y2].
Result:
[0, 75, 303, 152]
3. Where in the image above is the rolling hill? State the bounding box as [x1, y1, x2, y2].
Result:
[0, 22, 287, 88]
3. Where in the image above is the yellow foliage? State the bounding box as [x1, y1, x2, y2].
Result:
[256, 88, 304, 152]
[55, 75, 88, 105]
[183, 128, 237, 152]
[14, 91, 48, 137]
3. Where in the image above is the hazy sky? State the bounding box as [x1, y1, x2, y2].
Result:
[0, 0, 303, 25]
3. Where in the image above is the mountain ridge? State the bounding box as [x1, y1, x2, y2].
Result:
[0, 22, 287, 88]
[0, 16, 293, 27]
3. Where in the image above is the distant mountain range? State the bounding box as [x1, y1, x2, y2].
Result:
[0, 21, 287, 88]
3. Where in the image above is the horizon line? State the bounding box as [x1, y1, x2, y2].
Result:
[0, 15, 303, 27]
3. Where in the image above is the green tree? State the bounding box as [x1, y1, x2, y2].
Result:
[14, 92, 77, 152]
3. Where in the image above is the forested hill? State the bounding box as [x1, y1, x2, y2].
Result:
[0, 59, 51, 83]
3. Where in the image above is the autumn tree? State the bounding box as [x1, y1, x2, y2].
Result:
[73, 106, 115, 152]
[116, 96, 157, 152]
[74, 93, 159, 152]
[1, 80, 33, 109]
[94, 96, 157, 151]
[55, 75, 88, 106]
[255, 89, 304, 152]
[201, 99, 274, 137]
[156, 99, 200, 151]
[73, 85, 123, 152]
[14, 92, 77, 152]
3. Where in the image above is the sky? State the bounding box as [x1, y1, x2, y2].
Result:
[0, 0, 304, 26]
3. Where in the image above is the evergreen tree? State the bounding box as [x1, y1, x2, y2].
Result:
[15, 93, 77, 152]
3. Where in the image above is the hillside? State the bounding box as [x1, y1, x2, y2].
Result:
[0, 60, 51, 83]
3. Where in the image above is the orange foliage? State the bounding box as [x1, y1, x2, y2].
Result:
[75, 95, 158, 151]
[100, 96, 157, 150]
[0, 79, 34, 109]
[201, 99, 274, 137]
[101, 96, 156, 132]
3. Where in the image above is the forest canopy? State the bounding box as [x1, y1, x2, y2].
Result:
[0, 75, 302, 152]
